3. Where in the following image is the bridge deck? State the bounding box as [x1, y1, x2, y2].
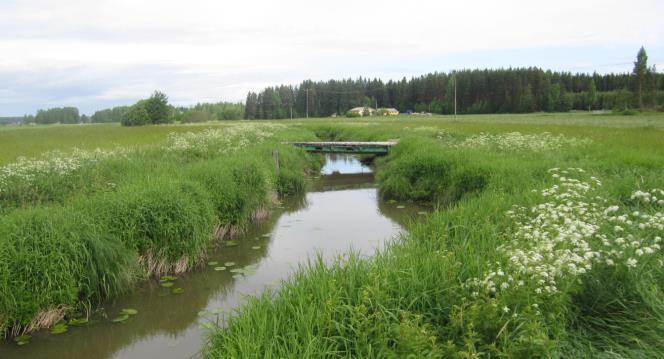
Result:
[286, 141, 398, 154]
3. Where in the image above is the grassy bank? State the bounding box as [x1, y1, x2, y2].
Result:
[205, 119, 664, 357]
[1, 113, 662, 355]
[0, 124, 320, 337]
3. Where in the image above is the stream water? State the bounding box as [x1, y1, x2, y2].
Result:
[0, 154, 426, 359]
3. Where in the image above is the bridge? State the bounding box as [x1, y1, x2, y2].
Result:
[287, 141, 398, 154]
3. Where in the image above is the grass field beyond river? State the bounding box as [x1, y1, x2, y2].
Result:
[1, 112, 663, 357]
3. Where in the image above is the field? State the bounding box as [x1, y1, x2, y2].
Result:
[1, 112, 663, 357]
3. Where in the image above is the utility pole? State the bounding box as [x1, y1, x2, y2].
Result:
[306, 89, 309, 119]
[290, 104, 293, 120]
[454, 75, 457, 120]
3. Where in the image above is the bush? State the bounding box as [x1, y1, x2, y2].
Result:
[620, 109, 638, 116]
[121, 101, 150, 126]
[346, 111, 361, 118]
[121, 91, 173, 126]
[144, 91, 173, 124]
[181, 110, 216, 123]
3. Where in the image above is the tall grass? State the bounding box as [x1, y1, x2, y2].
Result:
[0, 206, 137, 336]
[205, 122, 664, 358]
[0, 126, 317, 337]
[1, 116, 662, 355]
[376, 137, 490, 204]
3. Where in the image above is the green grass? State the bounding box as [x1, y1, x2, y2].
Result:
[0, 124, 318, 336]
[1, 113, 663, 356]
[202, 115, 664, 358]
[2, 112, 662, 165]
[0, 122, 234, 165]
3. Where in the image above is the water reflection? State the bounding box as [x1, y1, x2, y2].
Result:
[0, 154, 426, 359]
[320, 153, 372, 175]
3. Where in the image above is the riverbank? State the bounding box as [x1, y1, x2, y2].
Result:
[0, 124, 319, 338]
[1, 115, 662, 357]
[0, 154, 423, 357]
[205, 123, 664, 357]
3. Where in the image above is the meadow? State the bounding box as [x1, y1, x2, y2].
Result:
[0, 112, 663, 357]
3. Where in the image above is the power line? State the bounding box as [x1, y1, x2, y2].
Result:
[564, 59, 664, 71]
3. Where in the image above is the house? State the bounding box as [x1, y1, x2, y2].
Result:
[347, 107, 375, 116]
[380, 108, 399, 116]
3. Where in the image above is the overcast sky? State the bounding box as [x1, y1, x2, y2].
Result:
[1, 0, 663, 116]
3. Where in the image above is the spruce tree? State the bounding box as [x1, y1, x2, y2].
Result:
[633, 46, 648, 108]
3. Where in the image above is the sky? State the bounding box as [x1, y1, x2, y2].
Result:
[1, 0, 663, 116]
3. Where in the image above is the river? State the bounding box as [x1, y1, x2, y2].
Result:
[0, 154, 425, 358]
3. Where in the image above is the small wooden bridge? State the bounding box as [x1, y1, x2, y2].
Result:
[287, 141, 398, 154]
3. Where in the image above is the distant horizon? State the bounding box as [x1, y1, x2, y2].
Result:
[1, 0, 662, 116]
[2, 56, 661, 118]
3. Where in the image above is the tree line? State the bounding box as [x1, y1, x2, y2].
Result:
[173, 102, 244, 123]
[0, 117, 23, 125]
[245, 47, 662, 119]
[120, 91, 245, 126]
[18, 94, 244, 126]
[13, 47, 661, 124]
[22, 107, 81, 124]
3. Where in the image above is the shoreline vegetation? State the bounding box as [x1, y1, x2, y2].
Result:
[0, 123, 320, 337]
[0, 113, 662, 358]
[204, 117, 663, 357]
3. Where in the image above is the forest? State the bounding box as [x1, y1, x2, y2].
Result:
[245, 69, 663, 119]
[245, 48, 662, 119]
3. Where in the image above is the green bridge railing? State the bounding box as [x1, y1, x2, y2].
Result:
[286, 141, 398, 154]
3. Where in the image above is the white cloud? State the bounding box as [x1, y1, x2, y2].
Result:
[0, 0, 662, 114]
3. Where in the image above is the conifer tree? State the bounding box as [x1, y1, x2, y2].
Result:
[633, 46, 648, 108]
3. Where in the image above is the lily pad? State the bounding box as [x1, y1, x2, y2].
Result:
[210, 308, 224, 314]
[214, 266, 226, 271]
[172, 287, 184, 294]
[207, 261, 218, 266]
[242, 265, 258, 275]
[396, 205, 405, 209]
[225, 240, 239, 247]
[230, 268, 244, 273]
[14, 335, 31, 345]
[199, 322, 214, 330]
[160, 282, 174, 288]
[68, 318, 89, 326]
[111, 314, 130, 323]
[232, 274, 243, 279]
[121, 308, 138, 316]
[251, 246, 261, 250]
[50, 323, 68, 334]
[224, 262, 236, 267]
[160, 275, 177, 282]
[262, 233, 271, 237]
[418, 211, 427, 215]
